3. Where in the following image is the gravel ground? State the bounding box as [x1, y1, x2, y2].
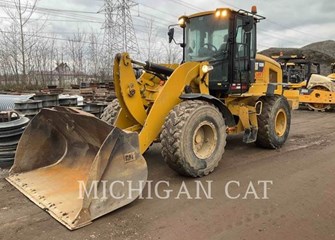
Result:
[0, 110, 335, 240]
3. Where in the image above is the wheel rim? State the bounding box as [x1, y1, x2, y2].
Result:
[275, 109, 287, 137]
[306, 86, 331, 111]
[192, 121, 217, 159]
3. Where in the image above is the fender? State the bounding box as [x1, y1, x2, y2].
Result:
[180, 93, 236, 127]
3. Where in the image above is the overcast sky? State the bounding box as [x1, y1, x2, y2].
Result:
[1, 0, 335, 52]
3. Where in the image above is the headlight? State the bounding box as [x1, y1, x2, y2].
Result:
[202, 65, 214, 74]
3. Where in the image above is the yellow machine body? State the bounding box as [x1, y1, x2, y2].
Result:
[113, 52, 291, 153]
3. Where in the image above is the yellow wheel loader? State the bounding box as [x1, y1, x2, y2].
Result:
[7, 7, 295, 230]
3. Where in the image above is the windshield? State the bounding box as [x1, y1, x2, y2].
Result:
[185, 14, 229, 62]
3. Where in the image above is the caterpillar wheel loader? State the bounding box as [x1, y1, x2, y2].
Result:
[7, 6, 296, 230]
[275, 55, 335, 111]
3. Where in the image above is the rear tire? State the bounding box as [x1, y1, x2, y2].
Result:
[256, 96, 291, 149]
[100, 99, 121, 125]
[160, 100, 226, 177]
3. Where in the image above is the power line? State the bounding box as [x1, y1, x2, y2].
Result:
[162, 0, 327, 47]
[169, 0, 204, 11]
[0, 0, 102, 15]
[138, 2, 178, 20]
[265, 20, 322, 42]
[0, 29, 163, 49]
[0, 0, 104, 22]
[258, 28, 305, 46]
[0, 16, 104, 23]
[0, 0, 329, 53]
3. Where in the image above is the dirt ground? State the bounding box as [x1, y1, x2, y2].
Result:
[0, 110, 335, 240]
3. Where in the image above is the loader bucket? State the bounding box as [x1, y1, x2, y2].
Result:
[6, 107, 148, 230]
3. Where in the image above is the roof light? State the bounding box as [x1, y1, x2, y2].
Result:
[215, 8, 229, 18]
[251, 6, 257, 14]
[221, 10, 228, 17]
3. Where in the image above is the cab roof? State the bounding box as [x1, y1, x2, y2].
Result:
[187, 8, 265, 21]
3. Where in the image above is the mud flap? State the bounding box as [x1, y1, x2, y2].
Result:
[6, 107, 148, 230]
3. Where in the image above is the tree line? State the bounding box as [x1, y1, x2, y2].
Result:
[0, 0, 182, 88]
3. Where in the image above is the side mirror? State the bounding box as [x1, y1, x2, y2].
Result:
[243, 16, 254, 32]
[168, 28, 175, 43]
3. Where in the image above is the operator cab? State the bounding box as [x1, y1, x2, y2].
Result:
[169, 7, 265, 96]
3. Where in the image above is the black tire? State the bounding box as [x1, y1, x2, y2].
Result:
[100, 99, 121, 125]
[256, 96, 291, 149]
[160, 100, 226, 177]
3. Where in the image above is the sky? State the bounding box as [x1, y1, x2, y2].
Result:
[1, 0, 335, 52]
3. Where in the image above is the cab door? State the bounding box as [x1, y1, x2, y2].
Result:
[232, 16, 256, 93]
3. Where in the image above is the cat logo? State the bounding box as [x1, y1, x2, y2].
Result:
[124, 152, 136, 163]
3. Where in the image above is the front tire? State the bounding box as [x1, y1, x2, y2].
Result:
[160, 100, 226, 177]
[256, 96, 291, 149]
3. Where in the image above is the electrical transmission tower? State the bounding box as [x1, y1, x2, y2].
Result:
[102, 0, 140, 70]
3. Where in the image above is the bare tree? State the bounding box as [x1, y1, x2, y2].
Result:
[30, 35, 56, 86]
[0, 25, 21, 84]
[88, 31, 101, 77]
[0, 2, 179, 88]
[67, 30, 87, 84]
[141, 19, 161, 62]
[163, 41, 182, 64]
[1, 0, 42, 84]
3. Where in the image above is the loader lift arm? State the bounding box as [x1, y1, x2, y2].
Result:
[113, 53, 213, 153]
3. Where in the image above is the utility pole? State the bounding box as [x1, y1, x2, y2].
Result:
[101, 0, 140, 75]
